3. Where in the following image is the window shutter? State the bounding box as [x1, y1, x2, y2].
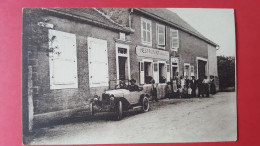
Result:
[88, 37, 109, 87]
[166, 64, 170, 82]
[140, 61, 144, 84]
[147, 23, 151, 43]
[171, 29, 179, 50]
[153, 62, 159, 83]
[157, 24, 165, 46]
[141, 18, 152, 45]
[190, 65, 194, 76]
[49, 29, 78, 89]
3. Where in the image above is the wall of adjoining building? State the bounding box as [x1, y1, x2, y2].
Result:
[178, 30, 209, 77]
[24, 12, 121, 116]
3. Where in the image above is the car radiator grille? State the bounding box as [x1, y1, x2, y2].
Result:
[102, 93, 110, 105]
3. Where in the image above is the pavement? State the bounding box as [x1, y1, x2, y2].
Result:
[24, 92, 237, 144]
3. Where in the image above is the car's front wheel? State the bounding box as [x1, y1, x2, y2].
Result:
[117, 101, 123, 120]
[142, 96, 150, 112]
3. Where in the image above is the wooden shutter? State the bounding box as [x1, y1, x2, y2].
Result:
[157, 24, 165, 46]
[88, 37, 109, 87]
[153, 62, 159, 83]
[166, 64, 170, 82]
[49, 29, 78, 89]
[190, 65, 194, 76]
[171, 29, 179, 50]
[139, 61, 144, 84]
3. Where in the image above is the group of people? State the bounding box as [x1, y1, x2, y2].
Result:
[115, 75, 216, 101]
[170, 75, 216, 98]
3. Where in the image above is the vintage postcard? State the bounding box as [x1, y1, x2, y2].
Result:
[22, 8, 236, 144]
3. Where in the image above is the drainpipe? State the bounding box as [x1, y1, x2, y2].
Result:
[129, 8, 134, 28]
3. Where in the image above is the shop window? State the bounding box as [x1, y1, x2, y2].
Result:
[159, 63, 166, 83]
[88, 37, 109, 87]
[156, 24, 166, 48]
[170, 29, 179, 51]
[184, 63, 190, 79]
[141, 18, 152, 46]
[49, 29, 78, 89]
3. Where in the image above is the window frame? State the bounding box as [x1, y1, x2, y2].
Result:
[141, 17, 152, 46]
[170, 28, 179, 51]
[156, 23, 166, 49]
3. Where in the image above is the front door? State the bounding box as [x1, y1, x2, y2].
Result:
[198, 60, 206, 79]
[119, 56, 127, 81]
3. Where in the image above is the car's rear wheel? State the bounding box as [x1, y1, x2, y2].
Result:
[90, 102, 94, 117]
[142, 96, 150, 112]
[117, 101, 123, 120]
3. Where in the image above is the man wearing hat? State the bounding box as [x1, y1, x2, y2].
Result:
[128, 79, 139, 91]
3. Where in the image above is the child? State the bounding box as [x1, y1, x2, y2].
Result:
[188, 85, 192, 98]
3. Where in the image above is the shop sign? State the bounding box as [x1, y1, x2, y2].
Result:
[136, 46, 169, 60]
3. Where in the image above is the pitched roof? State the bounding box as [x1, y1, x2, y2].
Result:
[135, 8, 218, 47]
[42, 8, 133, 33]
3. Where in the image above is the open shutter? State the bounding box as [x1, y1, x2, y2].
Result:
[139, 61, 144, 84]
[49, 29, 78, 89]
[190, 65, 194, 77]
[171, 29, 179, 50]
[157, 24, 165, 46]
[166, 64, 170, 82]
[153, 62, 159, 83]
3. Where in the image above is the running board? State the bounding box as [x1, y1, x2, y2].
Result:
[133, 106, 142, 110]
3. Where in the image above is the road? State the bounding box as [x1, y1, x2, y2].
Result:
[27, 92, 237, 144]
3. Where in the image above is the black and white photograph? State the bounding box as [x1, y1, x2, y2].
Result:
[22, 8, 237, 144]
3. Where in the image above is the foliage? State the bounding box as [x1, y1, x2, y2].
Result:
[217, 56, 236, 89]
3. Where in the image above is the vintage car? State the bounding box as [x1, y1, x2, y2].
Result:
[89, 86, 150, 120]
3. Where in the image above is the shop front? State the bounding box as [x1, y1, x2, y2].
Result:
[135, 46, 171, 99]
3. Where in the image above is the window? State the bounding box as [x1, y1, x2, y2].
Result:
[184, 63, 191, 79]
[170, 29, 179, 51]
[156, 24, 166, 47]
[88, 37, 109, 87]
[141, 18, 152, 46]
[48, 29, 78, 89]
[171, 57, 179, 78]
[190, 65, 194, 76]
[118, 48, 127, 54]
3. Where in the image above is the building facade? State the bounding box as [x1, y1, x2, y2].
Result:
[22, 8, 218, 132]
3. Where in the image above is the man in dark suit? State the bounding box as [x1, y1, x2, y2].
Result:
[190, 76, 197, 97]
[197, 77, 203, 97]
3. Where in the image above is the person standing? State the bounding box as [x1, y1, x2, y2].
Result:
[197, 77, 203, 97]
[190, 76, 197, 97]
[171, 77, 178, 98]
[202, 76, 209, 97]
[210, 75, 216, 95]
[188, 85, 192, 98]
[151, 79, 158, 102]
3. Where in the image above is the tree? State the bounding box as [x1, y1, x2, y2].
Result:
[217, 56, 236, 90]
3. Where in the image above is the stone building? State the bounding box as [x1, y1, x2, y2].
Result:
[22, 8, 218, 132]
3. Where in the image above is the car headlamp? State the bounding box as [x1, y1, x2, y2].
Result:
[110, 94, 114, 101]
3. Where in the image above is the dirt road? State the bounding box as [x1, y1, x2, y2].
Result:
[28, 92, 237, 144]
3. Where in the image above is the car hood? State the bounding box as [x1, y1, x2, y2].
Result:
[105, 89, 130, 97]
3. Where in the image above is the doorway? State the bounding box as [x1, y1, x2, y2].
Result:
[198, 60, 206, 79]
[118, 56, 127, 81]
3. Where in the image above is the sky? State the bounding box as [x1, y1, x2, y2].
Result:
[168, 8, 236, 57]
